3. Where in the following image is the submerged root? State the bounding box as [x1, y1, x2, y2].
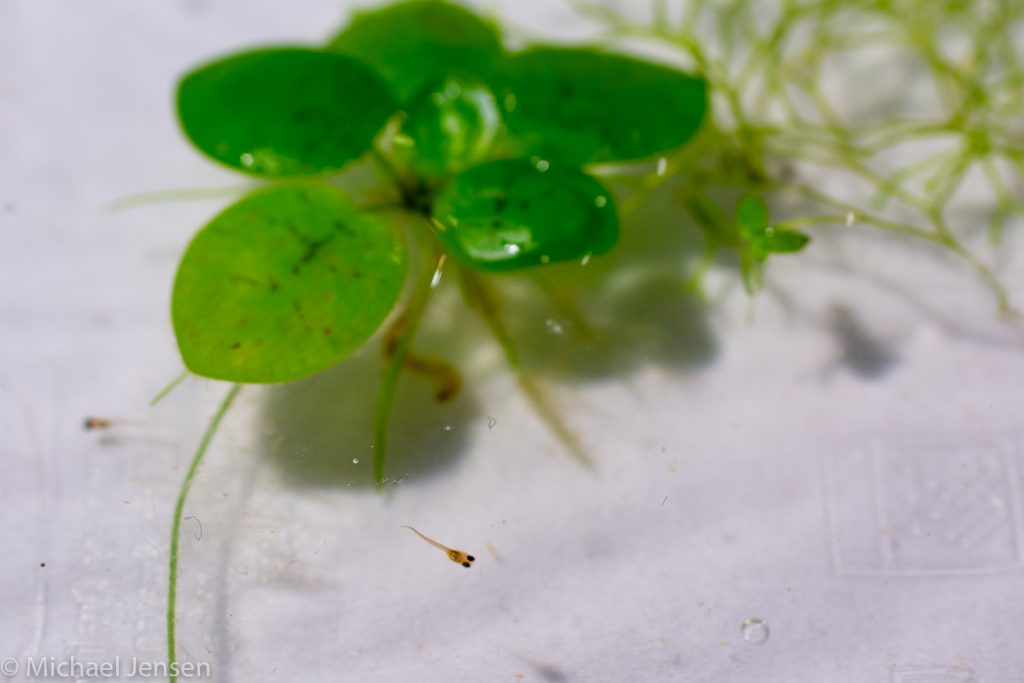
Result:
[458, 266, 591, 467]
[381, 312, 463, 403]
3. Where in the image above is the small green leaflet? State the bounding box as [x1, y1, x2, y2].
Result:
[172, 185, 407, 383]
[432, 158, 618, 270]
[394, 74, 502, 177]
[736, 195, 810, 258]
[177, 47, 396, 177]
[735, 195, 809, 292]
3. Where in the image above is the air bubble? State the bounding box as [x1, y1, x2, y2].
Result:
[545, 319, 564, 335]
[352, 458, 359, 464]
[444, 80, 463, 99]
[534, 159, 550, 172]
[594, 195, 607, 208]
[740, 618, 769, 645]
[240, 153, 254, 167]
[504, 243, 521, 255]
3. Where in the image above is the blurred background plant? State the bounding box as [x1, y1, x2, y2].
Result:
[571, 0, 1024, 313]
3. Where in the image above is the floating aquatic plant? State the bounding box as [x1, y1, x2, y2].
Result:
[158, 0, 1023, 679]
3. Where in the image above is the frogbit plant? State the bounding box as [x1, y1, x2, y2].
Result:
[163, 2, 720, 677]
[160, 0, 1024, 679]
[170, 0, 711, 476]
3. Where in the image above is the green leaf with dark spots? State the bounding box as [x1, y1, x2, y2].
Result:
[172, 184, 407, 383]
[432, 158, 618, 271]
[326, 0, 503, 103]
[177, 47, 395, 177]
[498, 47, 708, 165]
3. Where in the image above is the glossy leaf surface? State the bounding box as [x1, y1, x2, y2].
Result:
[394, 74, 501, 177]
[432, 158, 618, 270]
[178, 47, 395, 177]
[172, 185, 406, 383]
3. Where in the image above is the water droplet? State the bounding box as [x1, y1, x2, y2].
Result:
[352, 458, 359, 464]
[656, 157, 668, 176]
[545, 319, 564, 335]
[740, 618, 769, 645]
[534, 158, 550, 172]
[594, 195, 607, 208]
[240, 153, 254, 167]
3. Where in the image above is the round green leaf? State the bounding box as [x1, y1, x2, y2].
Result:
[394, 74, 502, 177]
[432, 158, 618, 271]
[177, 47, 396, 177]
[172, 184, 407, 383]
[499, 47, 708, 165]
[326, 0, 503, 102]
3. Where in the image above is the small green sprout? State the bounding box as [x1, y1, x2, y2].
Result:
[736, 195, 810, 294]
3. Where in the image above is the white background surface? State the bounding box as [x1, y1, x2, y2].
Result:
[2, 1, 1024, 682]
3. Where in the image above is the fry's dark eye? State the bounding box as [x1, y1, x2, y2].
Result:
[462, 561, 471, 568]
[466, 555, 475, 562]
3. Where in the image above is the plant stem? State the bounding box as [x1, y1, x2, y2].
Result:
[150, 369, 189, 407]
[370, 147, 412, 200]
[167, 383, 241, 683]
[107, 185, 253, 212]
[372, 248, 442, 487]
